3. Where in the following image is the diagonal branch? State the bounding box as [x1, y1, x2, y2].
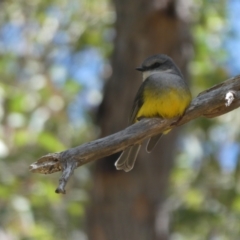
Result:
[29, 75, 240, 193]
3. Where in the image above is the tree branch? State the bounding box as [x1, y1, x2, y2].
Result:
[29, 75, 240, 193]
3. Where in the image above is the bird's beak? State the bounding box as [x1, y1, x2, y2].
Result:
[136, 67, 144, 71]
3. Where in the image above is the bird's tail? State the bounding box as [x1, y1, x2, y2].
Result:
[146, 128, 171, 152]
[146, 134, 163, 152]
[115, 144, 141, 172]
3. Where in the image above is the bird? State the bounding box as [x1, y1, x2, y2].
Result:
[115, 54, 192, 172]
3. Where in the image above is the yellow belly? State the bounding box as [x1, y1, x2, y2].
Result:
[136, 88, 191, 121]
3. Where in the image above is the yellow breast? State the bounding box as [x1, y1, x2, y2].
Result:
[136, 88, 191, 121]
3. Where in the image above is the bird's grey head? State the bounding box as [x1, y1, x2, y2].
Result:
[136, 54, 182, 81]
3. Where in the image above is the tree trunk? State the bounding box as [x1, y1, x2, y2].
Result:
[86, 0, 192, 239]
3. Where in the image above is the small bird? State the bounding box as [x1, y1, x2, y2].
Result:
[115, 54, 192, 172]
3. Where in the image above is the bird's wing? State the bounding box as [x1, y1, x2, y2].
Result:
[129, 80, 148, 123]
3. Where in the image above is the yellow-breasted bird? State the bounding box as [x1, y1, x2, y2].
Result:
[115, 54, 192, 172]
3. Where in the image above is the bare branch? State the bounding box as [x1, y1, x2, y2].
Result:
[29, 75, 240, 193]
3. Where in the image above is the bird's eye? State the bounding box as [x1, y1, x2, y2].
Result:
[153, 62, 161, 68]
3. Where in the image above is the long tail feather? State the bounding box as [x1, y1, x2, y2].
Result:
[146, 134, 163, 153]
[115, 145, 141, 172]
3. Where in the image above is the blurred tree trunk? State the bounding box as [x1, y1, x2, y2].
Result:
[87, 0, 192, 239]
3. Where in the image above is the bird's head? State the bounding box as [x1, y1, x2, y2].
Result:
[136, 54, 180, 81]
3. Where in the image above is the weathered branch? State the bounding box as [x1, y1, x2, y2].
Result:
[30, 75, 240, 193]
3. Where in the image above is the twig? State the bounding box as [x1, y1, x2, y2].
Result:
[29, 75, 240, 194]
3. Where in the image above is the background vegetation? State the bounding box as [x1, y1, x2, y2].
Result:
[0, 0, 240, 239]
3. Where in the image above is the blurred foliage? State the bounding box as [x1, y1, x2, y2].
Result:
[0, 0, 113, 239]
[1, 0, 240, 239]
[170, 0, 240, 239]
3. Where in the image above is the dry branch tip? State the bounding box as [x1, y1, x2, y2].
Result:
[29, 153, 61, 174]
[55, 158, 78, 194]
